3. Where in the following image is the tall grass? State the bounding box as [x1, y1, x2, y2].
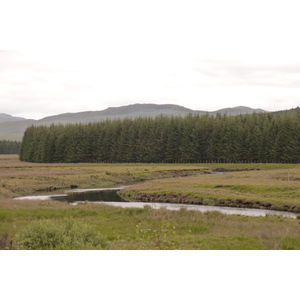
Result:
[15, 218, 109, 250]
[1, 201, 300, 249]
[121, 166, 300, 212]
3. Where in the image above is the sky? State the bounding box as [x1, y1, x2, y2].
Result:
[1, 0, 300, 120]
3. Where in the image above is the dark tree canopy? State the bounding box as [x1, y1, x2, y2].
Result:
[20, 110, 300, 163]
[0, 140, 21, 154]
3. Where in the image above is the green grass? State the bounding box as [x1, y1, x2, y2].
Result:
[0, 156, 215, 199]
[1, 155, 296, 201]
[0, 206, 97, 222]
[1, 200, 300, 250]
[16, 218, 108, 250]
[2, 155, 300, 250]
[121, 166, 300, 212]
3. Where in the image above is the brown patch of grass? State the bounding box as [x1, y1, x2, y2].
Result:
[0, 156, 212, 199]
[121, 166, 300, 212]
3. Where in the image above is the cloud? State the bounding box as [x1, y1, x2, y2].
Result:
[1, 39, 300, 119]
[192, 60, 300, 88]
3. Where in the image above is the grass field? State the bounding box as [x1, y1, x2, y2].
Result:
[1, 155, 300, 250]
[1, 198, 300, 250]
[0, 155, 295, 200]
[121, 166, 300, 212]
[0, 155, 214, 199]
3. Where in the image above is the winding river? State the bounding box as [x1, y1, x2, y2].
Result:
[13, 186, 298, 219]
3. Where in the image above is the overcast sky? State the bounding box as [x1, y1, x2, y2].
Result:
[1, 0, 300, 120]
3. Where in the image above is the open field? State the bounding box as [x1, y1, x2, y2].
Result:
[1, 155, 300, 250]
[1, 198, 300, 250]
[0, 155, 296, 200]
[0, 155, 213, 199]
[121, 166, 300, 213]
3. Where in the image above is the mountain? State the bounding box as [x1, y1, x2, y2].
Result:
[0, 113, 26, 123]
[36, 104, 195, 125]
[36, 104, 266, 125]
[209, 106, 266, 116]
[0, 104, 267, 141]
[0, 119, 36, 141]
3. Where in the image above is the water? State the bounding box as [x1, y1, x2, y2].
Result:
[55, 190, 126, 203]
[13, 187, 298, 219]
[13, 187, 127, 203]
[98, 202, 297, 219]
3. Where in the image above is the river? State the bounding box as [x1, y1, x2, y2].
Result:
[13, 186, 297, 219]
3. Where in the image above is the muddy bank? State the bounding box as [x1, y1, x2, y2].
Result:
[213, 168, 260, 172]
[26, 170, 208, 194]
[28, 184, 79, 193]
[151, 168, 211, 177]
[121, 192, 300, 213]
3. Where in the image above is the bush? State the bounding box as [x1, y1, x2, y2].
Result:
[16, 219, 109, 250]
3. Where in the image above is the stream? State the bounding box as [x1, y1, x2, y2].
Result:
[13, 186, 298, 219]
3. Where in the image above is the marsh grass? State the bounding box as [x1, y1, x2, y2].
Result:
[1, 155, 300, 249]
[0, 155, 214, 199]
[121, 167, 300, 212]
[16, 218, 109, 250]
[1, 199, 300, 249]
[1, 155, 295, 200]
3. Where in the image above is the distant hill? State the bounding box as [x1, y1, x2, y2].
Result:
[0, 119, 36, 141]
[36, 104, 195, 125]
[271, 106, 300, 116]
[36, 104, 267, 125]
[0, 113, 26, 123]
[0, 104, 268, 141]
[209, 106, 266, 116]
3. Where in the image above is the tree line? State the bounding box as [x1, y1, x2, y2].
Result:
[0, 140, 21, 154]
[19, 109, 300, 163]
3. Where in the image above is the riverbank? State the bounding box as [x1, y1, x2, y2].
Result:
[1, 155, 300, 249]
[0, 155, 212, 199]
[0, 155, 296, 200]
[2, 155, 299, 213]
[120, 167, 300, 213]
[1, 197, 300, 250]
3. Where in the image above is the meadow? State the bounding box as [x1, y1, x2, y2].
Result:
[121, 165, 300, 212]
[1, 155, 300, 250]
[0, 155, 212, 199]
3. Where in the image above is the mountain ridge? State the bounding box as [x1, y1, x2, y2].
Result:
[1, 104, 267, 141]
[36, 104, 266, 124]
[0, 113, 26, 123]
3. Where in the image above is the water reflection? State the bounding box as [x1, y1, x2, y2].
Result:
[95, 202, 297, 219]
[54, 190, 126, 203]
[13, 187, 127, 203]
[13, 187, 298, 219]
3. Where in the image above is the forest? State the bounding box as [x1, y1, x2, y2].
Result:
[0, 140, 21, 154]
[19, 109, 300, 163]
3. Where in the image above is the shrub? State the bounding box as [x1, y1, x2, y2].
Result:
[16, 219, 109, 250]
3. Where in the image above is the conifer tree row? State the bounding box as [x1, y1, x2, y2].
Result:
[0, 140, 22, 154]
[19, 110, 300, 163]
